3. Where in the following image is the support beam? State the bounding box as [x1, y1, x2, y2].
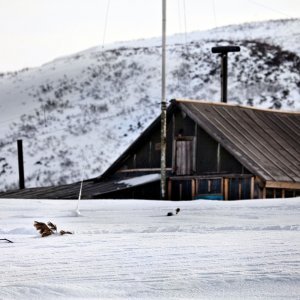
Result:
[265, 181, 300, 190]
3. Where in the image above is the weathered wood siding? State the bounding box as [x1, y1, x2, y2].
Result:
[172, 110, 248, 175]
[119, 118, 173, 171]
[118, 108, 249, 177]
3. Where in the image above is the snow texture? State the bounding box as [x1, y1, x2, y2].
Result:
[0, 197, 299, 299]
[0, 19, 300, 191]
[119, 174, 161, 186]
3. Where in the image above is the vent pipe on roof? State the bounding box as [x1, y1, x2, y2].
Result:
[211, 46, 240, 103]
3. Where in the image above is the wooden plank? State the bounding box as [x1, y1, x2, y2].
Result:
[250, 177, 255, 199]
[208, 180, 211, 193]
[118, 168, 172, 173]
[224, 178, 229, 200]
[265, 181, 300, 190]
[191, 179, 196, 199]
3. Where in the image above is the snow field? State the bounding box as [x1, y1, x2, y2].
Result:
[0, 198, 300, 299]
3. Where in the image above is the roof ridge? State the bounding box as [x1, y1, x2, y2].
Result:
[173, 98, 300, 115]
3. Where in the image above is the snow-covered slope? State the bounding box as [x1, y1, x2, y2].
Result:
[0, 18, 299, 191]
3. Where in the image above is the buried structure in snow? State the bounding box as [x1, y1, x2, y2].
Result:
[1, 99, 300, 200]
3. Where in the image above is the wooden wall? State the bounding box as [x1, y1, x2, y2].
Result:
[118, 108, 250, 177]
[172, 110, 249, 176]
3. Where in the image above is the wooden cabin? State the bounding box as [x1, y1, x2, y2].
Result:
[1, 99, 300, 200]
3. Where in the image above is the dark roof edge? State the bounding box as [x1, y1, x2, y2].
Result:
[175, 98, 300, 115]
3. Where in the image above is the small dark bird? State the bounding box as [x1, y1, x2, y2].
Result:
[34, 221, 53, 237]
[60, 230, 73, 235]
[47, 221, 57, 233]
[166, 208, 181, 216]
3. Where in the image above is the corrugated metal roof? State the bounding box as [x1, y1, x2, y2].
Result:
[177, 99, 300, 182]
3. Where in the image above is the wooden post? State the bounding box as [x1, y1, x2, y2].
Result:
[191, 179, 196, 200]
[17, 139, 25, 189]
[224, 178, 229, 200]
[250, 177, 255, 199]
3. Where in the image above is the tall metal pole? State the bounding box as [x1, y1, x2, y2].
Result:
[160, 0, 167, 199]
[17, 139, 25, 189]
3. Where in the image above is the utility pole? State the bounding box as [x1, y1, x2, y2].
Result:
[160, 0, 167, 199]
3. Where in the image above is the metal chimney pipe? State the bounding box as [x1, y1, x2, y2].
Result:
[211, 46, 240, 103]
[220, 53, 228, 103]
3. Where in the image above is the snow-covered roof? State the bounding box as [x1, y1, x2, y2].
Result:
[119, 174, 160, 187]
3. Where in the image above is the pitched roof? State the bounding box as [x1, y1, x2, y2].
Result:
[176, 99, 300, 183]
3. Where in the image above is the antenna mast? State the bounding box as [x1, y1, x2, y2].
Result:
[161, 0, 167, 199]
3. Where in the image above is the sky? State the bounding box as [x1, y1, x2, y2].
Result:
[0, 0, 299, 72]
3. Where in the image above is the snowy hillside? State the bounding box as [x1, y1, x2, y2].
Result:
[0, 18, 300, 191]
[0, 198, 300, 299]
